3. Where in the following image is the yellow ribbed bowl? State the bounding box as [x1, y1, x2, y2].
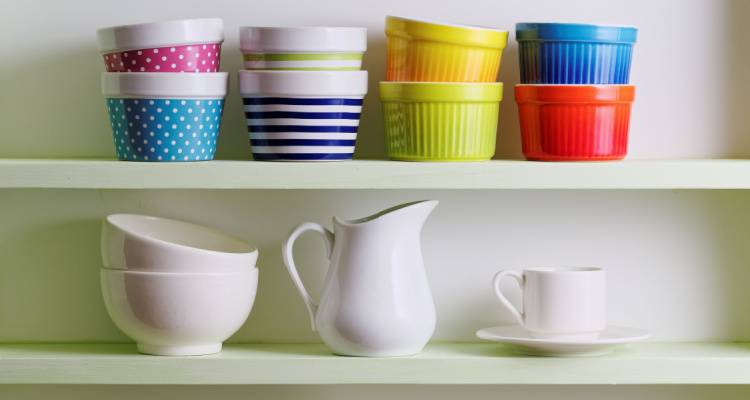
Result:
[385, 16, 508, 82]
[381, 82, 503, 161]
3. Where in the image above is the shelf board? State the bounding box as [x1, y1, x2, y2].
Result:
[1, 159, 750, 189]
[2, 342, 750, 385]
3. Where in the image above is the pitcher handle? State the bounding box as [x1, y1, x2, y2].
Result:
[282, 222, 334, 332]
[493, 270, 526, 326]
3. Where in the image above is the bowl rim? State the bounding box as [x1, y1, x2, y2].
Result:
[97, 18, 224, 53]
[101, 72, 228, 98]
[515, 84, 635, 102]
[387, 15, 509, 34]
[380, 81, 503, 102]
[105, 214, 258, 257]
[239, 26, 367, 52]
[239, 70, 368, 96]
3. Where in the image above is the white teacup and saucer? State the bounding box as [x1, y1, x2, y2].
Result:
[476, 267, 649, 357]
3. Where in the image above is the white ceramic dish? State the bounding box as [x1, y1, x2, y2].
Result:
[101, 214, 257, 272]
[97, 18, 224, 53]
[476, 325, 650, 357]
[101, 72, 228, 99]
[100, 268, 258, 356]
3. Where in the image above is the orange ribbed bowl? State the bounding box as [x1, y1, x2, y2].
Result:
[385, 16, 508, 82]
[515, 85, 636, 161]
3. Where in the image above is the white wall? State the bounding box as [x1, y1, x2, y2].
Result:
[2, 189, 750, 342]
[2, 0, 749, 159]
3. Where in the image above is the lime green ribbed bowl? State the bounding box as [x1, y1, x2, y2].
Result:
[380, 82, 503, 162]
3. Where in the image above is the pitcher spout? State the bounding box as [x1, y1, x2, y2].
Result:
[334, 200, 438, 229]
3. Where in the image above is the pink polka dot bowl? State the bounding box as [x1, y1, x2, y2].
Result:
[97, 18, 224, 73]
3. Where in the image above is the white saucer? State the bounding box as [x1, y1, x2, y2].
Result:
[476, 325, 650, 357]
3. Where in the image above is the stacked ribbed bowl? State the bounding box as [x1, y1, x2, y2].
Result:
[238, 27, 368, 161]
[515, 23, 638, 161]
[381, 16, 507, 161]
[96, 19, 229, 162]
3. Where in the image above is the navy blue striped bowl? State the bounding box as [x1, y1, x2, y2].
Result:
[238, 70, 368, 161]
[516, 23, 637, 84]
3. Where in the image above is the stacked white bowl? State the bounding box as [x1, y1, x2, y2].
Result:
[100, 214, 259, 356]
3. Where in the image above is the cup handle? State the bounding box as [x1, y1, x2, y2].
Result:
[282, 222, 334, 332]
[493, 270, 525, 325]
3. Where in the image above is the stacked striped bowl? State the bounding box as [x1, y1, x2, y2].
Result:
[238, 27, 368, 161]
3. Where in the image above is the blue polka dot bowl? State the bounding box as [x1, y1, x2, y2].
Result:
[102, 72, 228, 162]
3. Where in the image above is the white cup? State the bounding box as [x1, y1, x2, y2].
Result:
[493, 267, 606, 340]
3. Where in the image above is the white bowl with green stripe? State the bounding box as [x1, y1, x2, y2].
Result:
[239, 27, 367, 71]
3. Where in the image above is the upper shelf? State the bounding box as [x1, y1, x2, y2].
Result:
[1, 159, 750, 189]
[2, 343, 750, 385]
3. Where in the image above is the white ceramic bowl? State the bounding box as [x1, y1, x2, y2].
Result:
[100, 268, 258, 356]
[102, 214, 257, 272]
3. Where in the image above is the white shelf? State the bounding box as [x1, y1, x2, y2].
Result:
[1, 159, 750, 189]
[2, 343, 750, 385]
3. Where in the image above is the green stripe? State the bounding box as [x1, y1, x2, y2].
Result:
[243, 53, 363, 62]
[245, 66, 361, 71]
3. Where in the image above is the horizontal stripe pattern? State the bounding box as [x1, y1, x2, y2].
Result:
[243, 97, 363, 106]
[244, 96, 363, 161]
[244, 104, 363, 113]
[247, 118, 361, 127]
[251, 145, 356, 154]
[253, 153, 354, 161]
[243, 52, 363, 71]
[245, 111, 361, 120]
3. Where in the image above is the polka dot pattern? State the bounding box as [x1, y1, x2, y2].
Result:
[103, 43, 222, 73]
[106, 98, 224, 162]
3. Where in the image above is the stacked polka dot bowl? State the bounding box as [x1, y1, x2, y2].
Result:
[97, 19, 228, 162]
[102, 73, 228, 161]
[238, 27, 368, 161]
[381, 16, 507, 161]
[96, 18, 224, 73]
[514, 23, 638, 161]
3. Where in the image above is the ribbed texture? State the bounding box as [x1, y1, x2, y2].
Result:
[383, 101, 500, 161]
[517, 102, 633, 161]
[387, 36, 502, 82]
[518, 41, 633, 84]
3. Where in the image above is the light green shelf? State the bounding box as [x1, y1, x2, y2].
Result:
[1, 159, 750, 189]
[2, 343, 750, 385]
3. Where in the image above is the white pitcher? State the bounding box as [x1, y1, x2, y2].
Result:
[282, 200, 438, 357]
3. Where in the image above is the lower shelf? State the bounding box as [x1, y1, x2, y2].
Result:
[2, 343, 750, 385]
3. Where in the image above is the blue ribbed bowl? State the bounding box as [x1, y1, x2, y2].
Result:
[516, 23, 638, 84]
